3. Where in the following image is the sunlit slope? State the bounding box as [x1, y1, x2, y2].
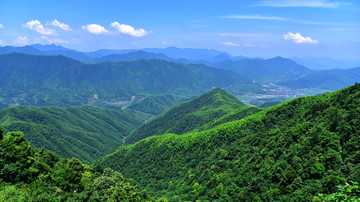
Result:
[126, 88, 257, 143]
[99, 83, 360, 201]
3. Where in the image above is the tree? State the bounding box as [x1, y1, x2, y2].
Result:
[0, 126, 3, 140]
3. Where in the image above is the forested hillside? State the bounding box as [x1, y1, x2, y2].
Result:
[99, 84, 360, 201]
[0, 131, 148, 201]
[126, 88, 260, 143]
[127, 94, 190, 115]
[0, 106, 146, 163]
[0, 53, 262, 107]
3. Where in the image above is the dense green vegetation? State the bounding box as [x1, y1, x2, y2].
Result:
[128, 94, 190, 115]
[0, 53, 262, 107]
[279, 66, 360, 90]
[0, 131, 148, 201]
[213, 56, 313, 83]
[249, 97, 288, 108]
[126, 88, 254, 143]
[0, 106, 146, 163]
[99, 83, 360, 201]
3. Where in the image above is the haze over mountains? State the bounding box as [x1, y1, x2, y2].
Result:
[1, 44, 358, 69]
[1, 44, 359, 93]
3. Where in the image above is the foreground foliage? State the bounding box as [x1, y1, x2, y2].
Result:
[99, 84, 360, 201]
[0, 131, 148, 201]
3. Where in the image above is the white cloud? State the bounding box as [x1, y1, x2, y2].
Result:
[110, 22, 148, 37]
[23, 20, 57, 35]
[255, 0, 349, 8]
[221, 41, 240, 47]
[0, 39, 5, 45]
[14, 36, 30, 45]
[82, 24, 109, 35]
[221, 15, 286, 20]
[0, 24, 3, 29]
[283, 32, 319, 44]
[35, 36, 69, 44]
[50, 19, 72, 31]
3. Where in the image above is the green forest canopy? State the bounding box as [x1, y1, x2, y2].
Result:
[99, 83, 360, 201]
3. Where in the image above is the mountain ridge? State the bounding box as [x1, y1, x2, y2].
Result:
[98, 83, 360, 201]
[126, 88, 257, 144]
[0, 52, 262, 108]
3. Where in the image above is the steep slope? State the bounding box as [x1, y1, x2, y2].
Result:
[214, 57, 313, 83]
[0, 53, 262, 107]
[279, 67, 360, 90]
[126, 88, 257, 143]
[98, 84, 360, 201]
[0, 132, 147, 201]
[0, 106, 146, 163]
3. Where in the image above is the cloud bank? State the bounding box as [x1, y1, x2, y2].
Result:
[82, 24, 109, 35]
[23, 20, 57, 35]
[283, 32, 319, 44]
[221, 41, 240, 47]
[50, 19, 72, 31]
[110, 22, 148, 37]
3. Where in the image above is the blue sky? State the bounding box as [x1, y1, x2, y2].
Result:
[0, 0, 359, 59]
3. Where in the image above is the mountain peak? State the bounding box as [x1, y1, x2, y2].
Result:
[126, 89, 246, 143]
[30, 44, 69, 51]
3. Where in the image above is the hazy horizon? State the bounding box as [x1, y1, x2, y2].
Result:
[0, 0, 359, 60]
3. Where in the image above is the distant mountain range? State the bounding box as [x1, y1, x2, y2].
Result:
[1, 44, 358, 70]
[0, 53, 262, 108]
[212, 56, 313, 83]
[0, 44, 243, 64]
[279, 66, 360, 90]
[1, 44, 360, 94]
[291, 56, 360, 70]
